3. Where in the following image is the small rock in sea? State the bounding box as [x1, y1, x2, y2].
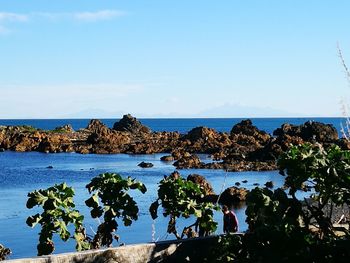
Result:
[46, 166, 53, 169]
[219, 186, 249, 205]
[160, 155, 174, 162]
[242, 180, 248, 183]
[90, 168, 95, 170]
[235, 182, 241, 186]
[265, 181, 274, 188]
[138, 162, 154, 168]
[0, 148, 5, 152]
[253, 183, 260, 186]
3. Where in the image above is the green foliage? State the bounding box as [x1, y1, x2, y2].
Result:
[85, 173, 147, 248]
[209, 143, 350, 262]
[243, 187, 315, 262]
[279, 143, 350, 206]
[150, 172, 218, 239]
[20, 125, 39, 133]
[0, 244, 11, 261]
[26, 183, 90, 256]
[204, 234, 243, 262]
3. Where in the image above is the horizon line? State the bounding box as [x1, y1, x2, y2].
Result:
[0, 116, 346, 120]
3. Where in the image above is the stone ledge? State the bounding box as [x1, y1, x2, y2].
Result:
[6, 236, 223, 263]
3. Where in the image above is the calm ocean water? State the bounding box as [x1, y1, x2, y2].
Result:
[0, 118, 344, 259]
[0, 117, 346, 134]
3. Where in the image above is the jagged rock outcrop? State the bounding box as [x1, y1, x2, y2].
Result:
[0, 117, 342, 172]
[219, 186, 249, 205]
[248, 121, 338, 162]
[184, 126, 219, 142]
[86, 119, 131, 154]
[113, 114, 151, 134]
[203, 160, 277, 172]
[273, 121, 338, 143]
[86, 119, 110, 136]
[37, 134, 74, 153]
[173, 154, 202, 169]
[161, 155, 174, 162]
[187, 174, 215, 195]
[231, 119, 271, 144]
[181, 126, 232, 154]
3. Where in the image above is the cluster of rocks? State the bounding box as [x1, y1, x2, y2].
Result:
[0, 114, 341, 171]
[172, 172, 254, 206]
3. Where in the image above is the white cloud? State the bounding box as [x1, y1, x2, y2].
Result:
[0, 12, 28, 22]
[74, 10, 125, 22]
[0, 12, 28, 34]
[0, 10, 125, 35]
[0, 10, 124, 24]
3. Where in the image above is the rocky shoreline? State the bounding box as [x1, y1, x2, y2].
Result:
[0, 114, 345, 171]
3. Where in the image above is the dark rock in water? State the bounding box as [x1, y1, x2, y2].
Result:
[235, 182, 241, 186]
[37, 134, 74, 153]
[86, 119, 110, 135]
[171, 149, 188, 160]
[78, 148, 90, 154]
[113, 114, 151, 134]
[253, 183, 259, 186]
[184, 126, 218, 142]
[138, 161, 154, 168]
[231, 119, 255, 135]
[265, 181, 274, 188]
[173, 154, 202, 169]
[187, 174, 215, 195]
[242, 180, 248, 183]
[219, 186, 249, 205]
[46, 166, 53, 169]
[230, 119, 270, 144]
[301, 121, 338, 142]
[0, 148, 5, 152]
[203, 160, 277, 172]
[273, 123, 299, 137]
[160, 155, 174, 162]
[273, 121, 338, 143]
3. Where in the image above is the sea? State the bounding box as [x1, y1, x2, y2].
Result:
[0, 117, 345, 259]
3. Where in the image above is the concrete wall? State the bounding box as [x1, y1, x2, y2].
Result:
[6, 236, 220, 263]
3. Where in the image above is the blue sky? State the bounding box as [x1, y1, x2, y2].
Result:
[1, 0, 350, 118]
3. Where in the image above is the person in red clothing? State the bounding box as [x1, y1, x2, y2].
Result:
[222, 205, 238, 233]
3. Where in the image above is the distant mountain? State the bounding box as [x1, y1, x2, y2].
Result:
[61, 104, 311, 119]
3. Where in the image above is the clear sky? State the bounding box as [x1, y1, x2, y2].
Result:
[1, 0, 350, 118]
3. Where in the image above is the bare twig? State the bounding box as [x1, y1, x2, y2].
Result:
[337, 44, 350, 140]
[337, 43, 350, 85]
[216, 169, 228, 206]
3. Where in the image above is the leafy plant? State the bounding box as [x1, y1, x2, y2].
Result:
[208, 143, 350, 262]
[279, 143, 350, 237]
[0, 244, 11, 261]
[26, 183, 90, 256]
[150, 172, 219, 239]
[85, 173, 147, 248]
